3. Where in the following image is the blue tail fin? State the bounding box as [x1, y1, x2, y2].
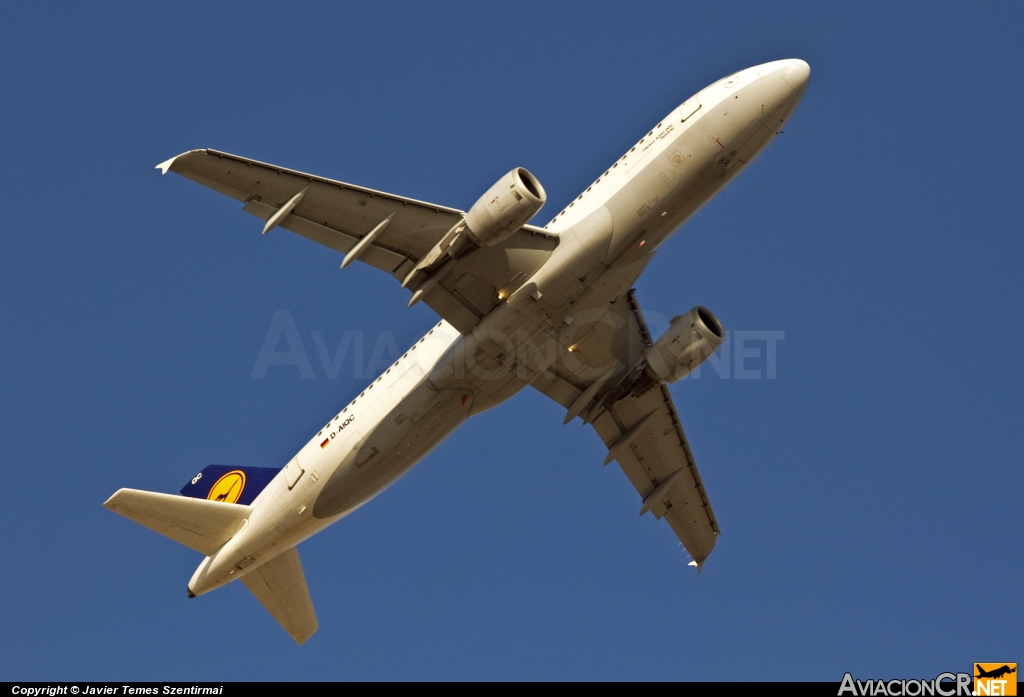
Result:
[180, 465, 280, 506]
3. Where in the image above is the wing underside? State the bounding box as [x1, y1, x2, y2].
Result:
[530, 291, 720, 567]
[159, 148, 558, 333]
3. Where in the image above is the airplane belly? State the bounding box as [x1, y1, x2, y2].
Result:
[311, 383, 473, 519]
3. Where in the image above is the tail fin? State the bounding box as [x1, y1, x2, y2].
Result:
[179, 465, 280, 505]
[241, 548, 318, 645]
[104, 489, 250, 556]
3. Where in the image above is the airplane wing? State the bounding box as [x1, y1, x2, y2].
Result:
[530, 291, 720, 567]
[158, 149, 558, 333]
[241, 547, 318, 646]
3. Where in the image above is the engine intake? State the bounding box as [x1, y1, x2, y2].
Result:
[463, 168, 546, 248]
[644, 306, 725, 383]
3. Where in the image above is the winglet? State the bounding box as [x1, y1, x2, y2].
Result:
[155, 156, 178, 175]
[155, 149, 206, 175]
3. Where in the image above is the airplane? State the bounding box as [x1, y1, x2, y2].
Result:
[105, 58, 810, 644]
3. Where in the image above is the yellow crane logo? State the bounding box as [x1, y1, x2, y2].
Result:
[206, 470, 247, 504]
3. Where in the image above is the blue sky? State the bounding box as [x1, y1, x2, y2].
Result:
[2, 2, 1021, 681]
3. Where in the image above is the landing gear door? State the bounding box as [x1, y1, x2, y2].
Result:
[282, 457, 304, 490]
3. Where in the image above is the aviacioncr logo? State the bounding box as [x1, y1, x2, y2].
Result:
[206, 470, 247, 504]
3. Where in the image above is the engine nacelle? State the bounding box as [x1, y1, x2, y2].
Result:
[463, 168, 546, 247]
[644, 306, 725, 383]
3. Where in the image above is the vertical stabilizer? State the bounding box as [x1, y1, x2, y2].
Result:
[241, 548, 318, 645]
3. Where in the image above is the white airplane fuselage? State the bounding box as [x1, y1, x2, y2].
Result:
[188, 59, 810, 597]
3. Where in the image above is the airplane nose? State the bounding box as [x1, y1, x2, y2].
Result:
[780, 59, 811, 93]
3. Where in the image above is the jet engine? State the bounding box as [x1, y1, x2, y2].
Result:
[644, 306, 725, 383]
[462, 168, 546, 248]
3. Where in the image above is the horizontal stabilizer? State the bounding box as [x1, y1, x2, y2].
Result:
[104, 489, 251, 557]
[179, 465, 280, 506]
[241, 548, 318, 645]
